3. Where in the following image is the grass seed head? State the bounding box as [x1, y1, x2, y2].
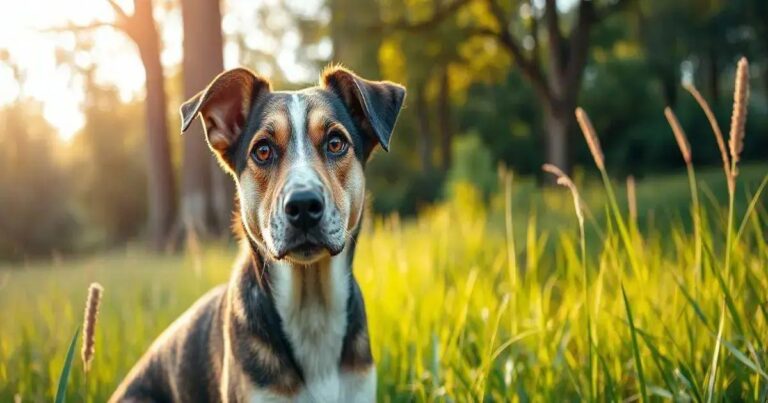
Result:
[81, 282, 103, 373]
[575, 108, 604, 171]
[542, 163, 584, 227]
[728, 57, 749, 178]
[664, 107, 692, 165]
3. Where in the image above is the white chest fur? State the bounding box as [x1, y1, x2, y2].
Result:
[266, 248, 374, 402]
[246, 369, 375, 403]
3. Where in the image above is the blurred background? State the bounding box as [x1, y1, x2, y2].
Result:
[0, 0, 766, 261]
[3, 1, 768, 401]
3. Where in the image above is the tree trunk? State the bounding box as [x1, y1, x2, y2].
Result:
[437, 67, 453, 172]
[414, 84, 433, 173]
[543, 105, 569, 173]
[330, 0, 381, 75]
[134, 2, 176, 251]
[181, 0, 232, 237]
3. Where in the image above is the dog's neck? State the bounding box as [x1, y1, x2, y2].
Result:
[226, 218, 372, 391]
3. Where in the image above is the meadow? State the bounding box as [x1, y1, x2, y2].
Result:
[2, 63, 767, 401]
[1, 155, 766, 401]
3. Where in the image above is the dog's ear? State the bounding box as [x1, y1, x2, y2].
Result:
[321, 67, 405, 156]
[180, 68, 271, 169]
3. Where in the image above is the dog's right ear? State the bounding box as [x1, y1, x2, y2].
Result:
[180, 68, 271, 170]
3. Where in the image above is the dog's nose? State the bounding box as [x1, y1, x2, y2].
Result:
[284, 190, 324, 230]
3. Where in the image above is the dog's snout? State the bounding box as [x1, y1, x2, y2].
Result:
[284, 190, 324, 230]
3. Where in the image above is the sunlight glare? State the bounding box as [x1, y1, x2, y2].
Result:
[0, 0, 148, 139]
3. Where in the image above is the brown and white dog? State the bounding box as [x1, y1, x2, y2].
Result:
[110, 67, 405, 402]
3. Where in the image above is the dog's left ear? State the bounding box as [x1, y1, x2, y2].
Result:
[321, 67, 406, 155]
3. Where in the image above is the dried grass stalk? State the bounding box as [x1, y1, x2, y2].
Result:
[683, 83, 730, 180]
[542, 164, 584, 227]
[626, 175, 637, 225]
[728, 57, 749, 178]
[575, 108, 604, 171]
[664, 107, 692, 165]
[81, 282, 103, 373]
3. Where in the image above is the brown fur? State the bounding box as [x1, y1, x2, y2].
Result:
[112, 66, 404, 402]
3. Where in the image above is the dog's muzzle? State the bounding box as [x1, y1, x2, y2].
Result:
[284, 189, 324, 231]
[272, 182, 344, 261]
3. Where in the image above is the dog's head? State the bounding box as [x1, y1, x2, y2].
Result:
[180, 67, 405, 265]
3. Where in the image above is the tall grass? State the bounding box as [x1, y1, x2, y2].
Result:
[1, 59, 767, 401]
[0, 166, 766, 401]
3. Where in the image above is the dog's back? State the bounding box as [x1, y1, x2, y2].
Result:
[111, 285, 227, 402]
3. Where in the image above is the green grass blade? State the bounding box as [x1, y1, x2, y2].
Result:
[675, 277, 713, 332]
[596, 350, 617, 402]
[744, 272, 768, 326]
[636, 330, 676, 396]
[54, 326, 80, 403]
[721, 339, 768, 382]
[676, 360, 704, 403]
[710, 262, 745, 336]
[621, 284, 648, 403]
[734, 173, 768, 243]
[706, 303, 726, 403]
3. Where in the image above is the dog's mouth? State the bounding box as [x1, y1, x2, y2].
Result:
[285, 241, 325, 260]
[275, 236, 344, 264]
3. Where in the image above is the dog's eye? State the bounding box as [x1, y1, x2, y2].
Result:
[252, 141, 273, 164]
[326, 131, 348, 156]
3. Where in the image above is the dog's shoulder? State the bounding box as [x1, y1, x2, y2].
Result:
[110, 285, 228, 403]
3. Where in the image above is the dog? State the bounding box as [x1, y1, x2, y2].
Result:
[110, 66, 405, 402]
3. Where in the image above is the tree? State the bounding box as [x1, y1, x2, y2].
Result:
[59, 0, 177, 250]
[180, 0, 233, 238]
[0, 59, 77, 259]
[383, 0, 632, 172]
[74, 67, 148, 243]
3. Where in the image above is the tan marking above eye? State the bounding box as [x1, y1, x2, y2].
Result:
[307, 104, 347, 147]
[261, 110, 291, 148]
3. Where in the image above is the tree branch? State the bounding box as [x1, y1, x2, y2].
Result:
[41, 21, 119, 34]
[482, 0, 551, 102]
[106, 0, 130, 22]
[42, 0, 135, 37]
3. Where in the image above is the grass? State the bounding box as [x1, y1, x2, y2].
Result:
[0, 163, 766, 401]
[3, 61, 767, 401]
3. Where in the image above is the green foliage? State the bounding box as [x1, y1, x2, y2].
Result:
[72, 83, 147, 245]
[1, 166, 767, 401]
[0, 101, 78, 259]
[446, 132, 497, 198]
[457, 72, 541, 175]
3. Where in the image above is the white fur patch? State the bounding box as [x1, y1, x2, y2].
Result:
[339, 367, 376, 402]
[269, 248, 351, 402]
[288, 94, 308, 165]
[245, 368, 375, 403]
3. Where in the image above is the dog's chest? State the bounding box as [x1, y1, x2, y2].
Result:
[270, 255, 350, 401]
[245, 368, 375, 403]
